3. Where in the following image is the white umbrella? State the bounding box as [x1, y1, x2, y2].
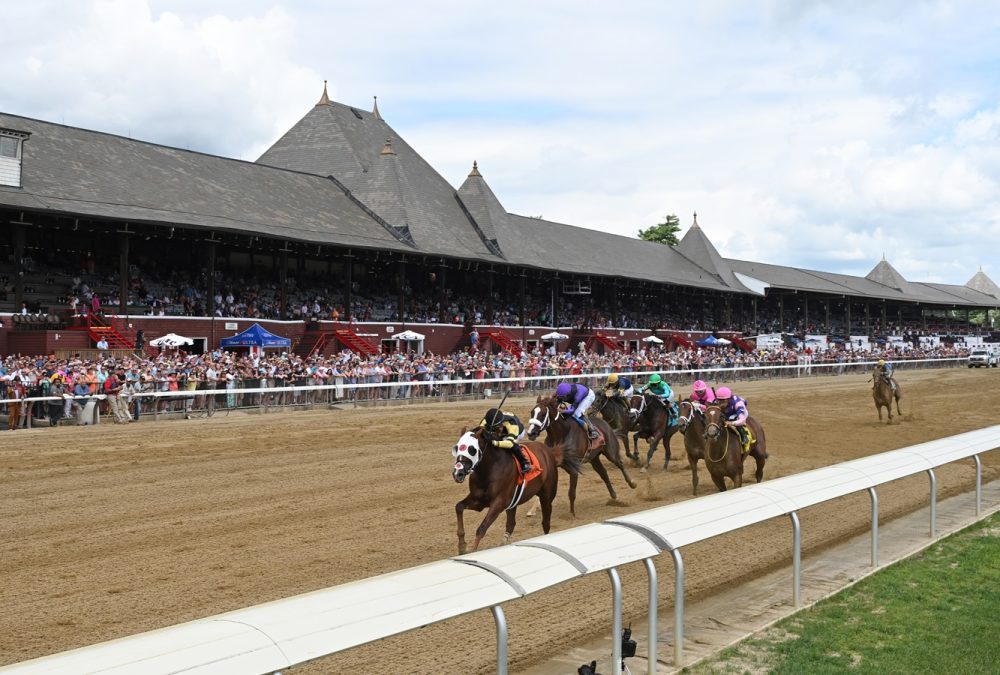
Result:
[391, 330, 426, 341]
[540, 331, 569, 341]
[716, 337, 732, 345]
[149, 333, 194, 347]
[641, 335, 664, 343]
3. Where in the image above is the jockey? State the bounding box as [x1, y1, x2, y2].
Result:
[642, 373, 677, 424]
[603, 373, 634, 399]
[714, 386, 751, 450]
[481, 407, 532, 474]
[555, 381, 599, 439]
[690, 379, 716, 408]
[877, 359, 897, 392]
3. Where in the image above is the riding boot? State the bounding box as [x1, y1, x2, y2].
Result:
[512, 445, 532, 474]
[737, 426, 749, 452]
[585, 418, 599, 440]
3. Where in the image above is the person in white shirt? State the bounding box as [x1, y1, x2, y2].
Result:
[96, 337, 109, 350]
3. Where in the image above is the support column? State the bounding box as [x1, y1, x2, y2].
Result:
[519, 273, 526, 327]
[846, 299, 852, 335]
[803, 295, 809, 334]
[397, 258, 406, 323]
[118, 231, 129, 316]
[551, 275, 559, 327]
[611, 280, 619, 327]
[205, 240, 216, 317]
[279, 248, 289, 320]
[882, 302, 888, 333]
[753, 297, 758, 333]
[487, 267, 495, 324]
[343, 250, 354, 322]
[865, 302, 871, 336]
[13, 222, 25, 310]
[779, 295, 784, 331]
[826, 300, 831, 332]
[438, 261, 448, 324]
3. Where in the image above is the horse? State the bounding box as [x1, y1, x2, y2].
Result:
[626, 392, 681, 472]
[701, 404, 768, 492]
[526, 394, 636, 515]
[592, 390, 634, 449]
[872, 368, 902, 423]
[676, 400, 707, 495]
[452, 426, 582, 554]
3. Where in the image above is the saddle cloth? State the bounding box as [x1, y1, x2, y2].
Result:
[517, 445, 543, 485]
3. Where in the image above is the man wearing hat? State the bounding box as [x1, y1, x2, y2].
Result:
[479, 407, 531, 474]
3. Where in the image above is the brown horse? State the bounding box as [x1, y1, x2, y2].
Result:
[702, 405, 768, 492]
[627, 392, 681, 472]
[872, 368, 902, 423]
[453, 426, 582, 554]
[592, 391, 634, 449]
[676, 400, 707, 495]
[526, 394, 635, 514]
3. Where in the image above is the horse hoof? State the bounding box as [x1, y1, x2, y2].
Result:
[639, 466, 647, 474]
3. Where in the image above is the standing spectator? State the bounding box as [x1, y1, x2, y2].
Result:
[91, 293, 101, 316]
[469, 328, 479, 354]
[96, 336, 109, 351]
[134, 329, 145, 354]
[7, 376, 25, 430]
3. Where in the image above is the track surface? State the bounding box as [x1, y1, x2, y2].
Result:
[2, 368, 999, 673]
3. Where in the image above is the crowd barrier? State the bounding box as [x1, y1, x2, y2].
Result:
[0, 357, 967, 426]
[1, 422, 995, 674]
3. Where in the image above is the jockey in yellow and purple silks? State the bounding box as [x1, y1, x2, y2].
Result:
[714, 386, 751, 450]
[481, 407, 531, 474]
[555, 381, 599, 439]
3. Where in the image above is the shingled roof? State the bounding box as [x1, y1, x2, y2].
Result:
[0, 112, 413, 253]
[675, 213, 756, 293]
[965, 269, 1000, 300]
[256, 96, 502, 260]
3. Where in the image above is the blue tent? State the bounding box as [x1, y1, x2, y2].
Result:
[695, 335, 720, 347]
[219, 323, 291, 349]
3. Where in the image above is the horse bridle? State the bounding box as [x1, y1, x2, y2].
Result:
[677, 401, 700, 431]
[629, 394, 646, 420]
[527, 402, 553, 437]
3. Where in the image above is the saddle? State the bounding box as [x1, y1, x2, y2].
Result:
[516, 445, 543, 484]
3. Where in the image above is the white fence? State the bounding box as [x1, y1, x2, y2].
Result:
[2, 422, 996, 675]
[1, 357, 966, 425]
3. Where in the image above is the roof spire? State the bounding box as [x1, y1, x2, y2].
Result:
[380, 137, 396, 155]
[372, 95, 383, 120]
[316, 80, 331, 106]
[691, 211, 700, 229]
[469, 160, 482, 177]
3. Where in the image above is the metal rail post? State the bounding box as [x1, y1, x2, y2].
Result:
[670, 548, 684, 667]
[789, 511, 801, 607]
[974, 455, 982, 516]
[868, 487, 879, 567]
[608, 567, 623, 675]
[643, 557, 658, 674]
[491, 605, 508, 675]
[926, 468, 937, 538]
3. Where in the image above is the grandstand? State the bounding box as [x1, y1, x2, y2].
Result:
[1, 84, 998, 357]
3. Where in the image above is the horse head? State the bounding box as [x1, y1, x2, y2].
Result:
[628, 393, 645, 421]
[703, 404, 725, 440]
[526, 395, 557, 440]
[677, 399, 699, 432]
[452, 427, 485, 483]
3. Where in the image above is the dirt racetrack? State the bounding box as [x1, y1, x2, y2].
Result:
[2, 367, 999, 674]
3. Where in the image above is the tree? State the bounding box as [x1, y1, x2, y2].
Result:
[638, 214, 681, 246]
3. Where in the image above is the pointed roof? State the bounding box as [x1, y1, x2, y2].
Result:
[256, 99, 502, 259]
[674, 213, 753, 292]
[351, 137, 413, 243]
[372, 96, 382, 121]
[316, 81, 331, 106]
[865, 257, 916, 294]
[456, 162, 507, 258]
[966, 268, 1000, 300]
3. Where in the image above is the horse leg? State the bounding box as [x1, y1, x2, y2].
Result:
[895, 394, 903, 416]
[525, 494, 541, 518]
[733, 462, 744, 488]
[568, 472, 578, 516]
[662, 428, 675, 469]
[503, 509, 516, 545]
[540, 491, 554, 534]
[643, 431, 661, 472]
[688, 452, 700, 495]
[875, 401, 883, 422]
[472, 500, 506, 552]
[710, 470, 727, 492]
[456, 499, 470, 555]
[605, 445, 637, 490]
[751, 449, 766, 483]
[590, 456, 619, 501]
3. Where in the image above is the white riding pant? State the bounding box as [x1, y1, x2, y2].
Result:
[573, 389, 596, 419]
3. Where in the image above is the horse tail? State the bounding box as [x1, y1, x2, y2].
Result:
[554, 443, 584, 476]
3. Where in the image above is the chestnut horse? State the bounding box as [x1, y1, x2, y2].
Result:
[526, 394, 635, 515]
[453, 426, 582, 554]
[676, 400, 707, 495]
[872, 368, 902, 423]
[702, 404, 768, 492]
[627, 392, 681, 473]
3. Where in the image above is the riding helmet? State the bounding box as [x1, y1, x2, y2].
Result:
[648, 373, 662, 385]
[692, 379, 707, 394]
[606, 373, 619, 385]
[716, 386, 732, 399]
[555, 382, 573, 398]
[484, 408, 504, 428]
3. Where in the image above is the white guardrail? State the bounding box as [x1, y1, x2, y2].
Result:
[2, 428, 997, 670]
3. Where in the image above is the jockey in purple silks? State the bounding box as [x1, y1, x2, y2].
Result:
[555, 381, 599, 439]
[714, 386, 750, 449]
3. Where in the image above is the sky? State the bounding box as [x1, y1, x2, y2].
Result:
[4, 0, 1000, 286]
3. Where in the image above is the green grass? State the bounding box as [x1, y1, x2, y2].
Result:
[686, 512, 1000, 674]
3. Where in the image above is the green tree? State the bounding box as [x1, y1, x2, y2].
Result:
[638, 214, 681, 245]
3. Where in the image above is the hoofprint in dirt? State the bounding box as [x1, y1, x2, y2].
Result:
[2, 369, 998, 674]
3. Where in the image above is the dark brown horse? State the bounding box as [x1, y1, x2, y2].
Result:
[526, 394, 635, 514]
[676, 400, 707, 495]
[872, 368, 902, 423]
[592, 391, 634, 449]
[453, 426, 582, 554]
[627, 392, 681, 473]
[702, 404, 768, 492]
